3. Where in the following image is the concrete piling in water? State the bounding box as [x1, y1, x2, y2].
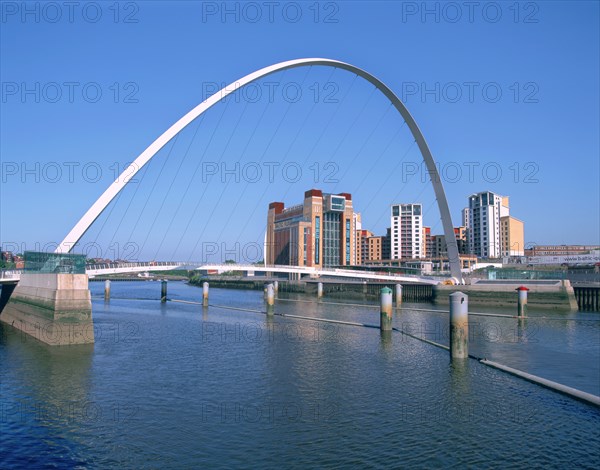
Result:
[516, 286, 529, 317]
[317, 282, 323, 299]
[380, 287, 393, 331]
[449, 292, 468, 359]
[161, 280, 167, 303]
[104, 279, 111, 301]
[203, 282, 209, 307]
[395, 284, 402, 309]
[266, 283, 275, 315]
[1, 272, 94, 345]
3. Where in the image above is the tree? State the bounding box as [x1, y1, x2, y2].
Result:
[0, 260, 15, 269]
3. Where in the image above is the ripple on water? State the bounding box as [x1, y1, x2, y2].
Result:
[1, 282, 599, 468]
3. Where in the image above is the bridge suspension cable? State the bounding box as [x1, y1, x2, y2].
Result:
[359, 139, 417, 216]
[184, 69, 301, 263]
[275, 70, 357, 205]
[204, 68, 313, 256]
[171, 94, 274, 261]
[121, 134, 182, 252]
[138, 111, 215, 257]
[164, 99, 251, 261]
[331, 101, 393, 193]
[151, 97, 248, 261]
[224, 72, 324, 247]
[233, 68, 392, 249]
[54, 58, 463, 281]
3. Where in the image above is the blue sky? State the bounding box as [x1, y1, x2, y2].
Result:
[1, 1, 599, 261]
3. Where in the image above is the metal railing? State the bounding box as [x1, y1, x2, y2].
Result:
[0, 269, 23, 280]
[86, 261, 185, 271]
[2, 261, 444, 283]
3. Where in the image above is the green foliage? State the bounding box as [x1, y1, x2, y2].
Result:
[0, 260, 16, 269]
[221, 271, 243, 276]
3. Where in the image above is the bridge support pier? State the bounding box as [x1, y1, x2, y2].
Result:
[161, 280, 167, 303]
[449, 292, 468, 359]
[380, 287, 393, 331]
[395, 284, 402, 309]
[0, 273, 94, 345]
[266, 283, 275, 315]
[0, 282, 17, 313]
[516, 286, 528, 317]
[104, 280, 111, 301]
[203, 282, 209, 307]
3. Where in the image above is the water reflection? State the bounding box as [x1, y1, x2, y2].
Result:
[1, 282, 598, 469]
[449, 358, 471, 395]
[3, 323, 94, 403]
[517, 317, 528, 343]
[379, 329, 393, 353]
[1, 323, 94, 467]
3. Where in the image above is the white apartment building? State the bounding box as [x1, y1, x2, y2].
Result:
[462, 207, 470, 228]
[465, 191, 509, 258]
[390, 203, 424, 259]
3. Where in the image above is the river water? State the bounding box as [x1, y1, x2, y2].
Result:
[1, 281, 599, 468]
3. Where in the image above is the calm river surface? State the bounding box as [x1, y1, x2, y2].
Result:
[1, 281, 599, 468]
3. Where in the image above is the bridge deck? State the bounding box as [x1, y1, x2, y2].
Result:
[1, 262, 444, 285]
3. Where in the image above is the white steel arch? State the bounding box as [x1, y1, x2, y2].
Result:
[56, 58, 462, 282]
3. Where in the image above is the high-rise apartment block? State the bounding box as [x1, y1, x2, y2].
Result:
[390, 203, 424, 259]
[366, 235, 383, 262]
[266, 188, 525, 267]
[359, 229, 374, 264]
[465, 192, 524, 258]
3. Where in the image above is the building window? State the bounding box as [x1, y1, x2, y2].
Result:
[330, 196, 346, 212]
[322, 212, 341, 267]
[303, 228, 308, 264]
[315, 216, 320, 264]
[346, 219, 351, 264]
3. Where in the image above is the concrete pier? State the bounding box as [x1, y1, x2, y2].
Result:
[161, 280, 167, 303]
[203, 282, 209, 307]
[0, 273, 94, 345]
[516, 286, 529, 317]
[104, 279, 111, 301]
[380, 287, 393, 331]
[449, 292, 468, 359]
[395, 284, 402, 309]
[434, 279, 577, 311]
[317, 282, 323, 299]
[266, 283, 275, 315]
[0, 283, 17, 312]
